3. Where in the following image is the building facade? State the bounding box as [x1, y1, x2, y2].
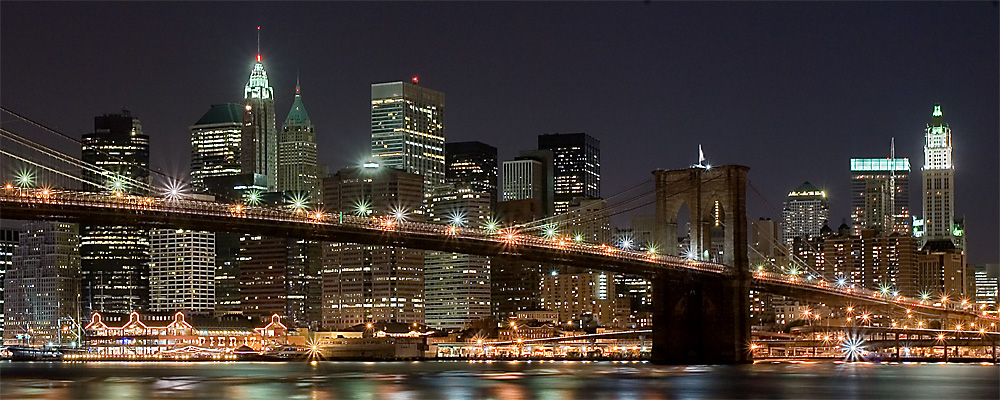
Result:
[277, 80, 321, 203]
[0, 229, 20, 338]
[239, 236, 321, 329]
[321, 165, 425, 329]
[850, 158, 910, 236]
[243, 53, 278, 191]
[80, 111, 150, 315]
[820, 230, 919, 297]
[921, 104, 956, 248]
[538, 133, 600, 215]
[2, 222, 80, 346]
[781, 181, 829, 247]
[445, 141, 497, 211]
[974, 264, 999, 307]
[150, 229, 215, 313]
[190, 103, 244, 191]
[371, 81, 446, 199]
[424, 190, 492, 330]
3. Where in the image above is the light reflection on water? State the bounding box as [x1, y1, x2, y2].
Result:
[1, 361, 998, 400]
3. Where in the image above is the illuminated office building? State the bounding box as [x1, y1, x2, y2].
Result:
[538, 133, 600, 215]
[370, 80, 446, 199]
[150, 229, 215, 313]
[240, 235, 322, 329]
[243, 51, 278, 191]
[80, 111, 150, 314]
[321, 164, 425, 329]
[278, 80, 321, 203]
[2, 222, 80, 346]
[850, 158, 910, 236]
[445, 141, 497, 211]
[0, 229, 19, 338]
[190, 103, 244, 191]
[781, 182, 829, 247]
[190, 105, 247, 316]
[425, 190, 492, 329]
[921, 104, 957, 249]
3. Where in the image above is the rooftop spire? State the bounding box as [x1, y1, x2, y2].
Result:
[256, 26, 261, 63]
[930, 103, 944, 125]
[284, 77, 310, 126]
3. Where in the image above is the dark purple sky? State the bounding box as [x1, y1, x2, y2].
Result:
[2, 2, 997, 263]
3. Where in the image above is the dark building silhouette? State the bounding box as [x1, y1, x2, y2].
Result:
[80, 111, 150, 314]
[445, 141, 497, 211]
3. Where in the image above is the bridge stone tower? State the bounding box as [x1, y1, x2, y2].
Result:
[652, 165, 751, 364]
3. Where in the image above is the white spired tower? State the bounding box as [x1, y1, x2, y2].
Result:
[921, 104, 956, 248]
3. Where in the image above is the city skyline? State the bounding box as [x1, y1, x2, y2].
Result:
[0, 2, 996, 263]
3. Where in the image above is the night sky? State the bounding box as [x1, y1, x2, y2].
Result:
[2, 2, 997, 263]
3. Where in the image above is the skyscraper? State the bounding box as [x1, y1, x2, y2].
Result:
[0, 229, 20, 338]
[189, 104, 247, 316]
[425, 190, 492, 329]
[538, 133, 600, 215]
[3, 222, 80, 346]
[781, 182, 829, 247]
[80, 111, 150, 314]
[922, 104, 956, 248]
[243, 51, 278, 191]
[445, 141, 497, 211]
[278, 80, 320, 203]
[502, 158, 546, 202]
[321, 164, 425, 329]
[850, 158, 910, 236]
[150, 228, 215, 313]
[371, 80, 446, 198]
[240, 236, 322, 328]
[821, 229, 919, 297]
[190, 103, 244, 191]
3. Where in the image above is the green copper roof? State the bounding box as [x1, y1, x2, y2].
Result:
[195, 103, 243, 125]
[930, 103, 944, 125]
[284, 81, 311, 126]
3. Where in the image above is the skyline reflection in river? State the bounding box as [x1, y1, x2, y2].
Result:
[2, 360, 998, 399]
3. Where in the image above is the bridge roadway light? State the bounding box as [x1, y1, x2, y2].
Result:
[484, 219, 499, 233]
[16, 170, 34, 188]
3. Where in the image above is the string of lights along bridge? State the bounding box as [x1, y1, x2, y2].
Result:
[2, 185, 995, 325]
[0, 79, 994, 364]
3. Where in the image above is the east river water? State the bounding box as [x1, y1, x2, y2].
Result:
[1, 361, 998, 399]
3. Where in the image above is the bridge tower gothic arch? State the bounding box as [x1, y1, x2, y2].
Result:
[652, 165, 751, 364]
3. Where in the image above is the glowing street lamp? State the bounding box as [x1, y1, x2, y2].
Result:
[484, 219, 500, 233]
[16, 170, 34, 188]
[542, 225, 558, 239]
[246, 190, 262, 206]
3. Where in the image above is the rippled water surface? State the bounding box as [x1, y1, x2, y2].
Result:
[2, 361, 998, 399]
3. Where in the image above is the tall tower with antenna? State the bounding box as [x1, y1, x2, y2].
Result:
[242, 26, 278, 191]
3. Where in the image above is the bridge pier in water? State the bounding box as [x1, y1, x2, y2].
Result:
[651, 165, 751, 364]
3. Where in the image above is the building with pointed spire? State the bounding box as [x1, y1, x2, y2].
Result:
[242, 48, 278, 191]
[921, 104, 956, 249]
[781, 182, 829, 247]
[277, 79, 320, 203]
